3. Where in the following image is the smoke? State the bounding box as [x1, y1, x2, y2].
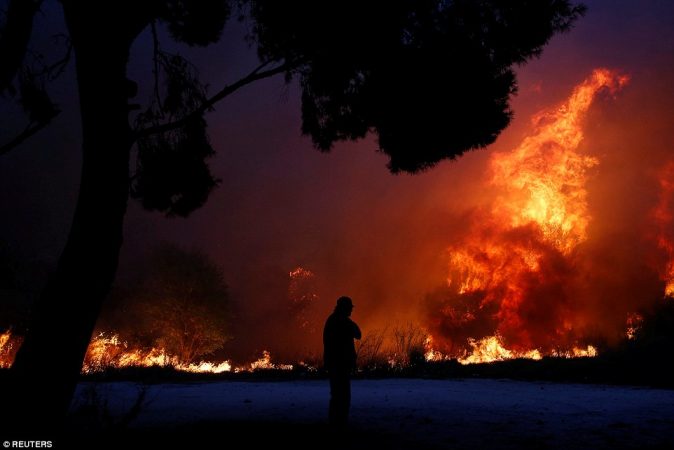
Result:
[194, 66, 674, 362]
[421, 68, 674, 356]
[93, 64, 674, 366]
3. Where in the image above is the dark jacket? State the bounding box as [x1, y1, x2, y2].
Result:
[323, 312, 361, 372]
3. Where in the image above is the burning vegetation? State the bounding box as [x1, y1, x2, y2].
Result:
[0, 329, 22, 368]
[652, 162, 674, 297]
[423, 69, 639, 361]
[3, 69, 674, 375]
[80, 332, 296, 374]
[74, 262, 322, 374]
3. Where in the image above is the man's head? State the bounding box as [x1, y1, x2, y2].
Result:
[335, 296, 354, 316]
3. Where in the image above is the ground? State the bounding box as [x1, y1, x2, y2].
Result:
[67, 378, 674, 449]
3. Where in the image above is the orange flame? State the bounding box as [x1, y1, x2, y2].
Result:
[423, 333, 598, 365]
[625, 312, 644, 340]
[2, 71, 645, 370]
[458, 335, 543, 365]
[434, 69, 629, 358]
[246, 350, 294, 371]
[82, 332, 234, 374]
[652, 162, 674, 297]
[0, 330, 22, 368]
[80, 333, 299, 374]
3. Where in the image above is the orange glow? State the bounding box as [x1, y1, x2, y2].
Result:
[652, 162, 674, 297]
[421, 334, 598, 365]
[0, 330, 22, 368]
[246, 350, 293, 371]
[625, 313, 643, 340]
[80, 333, 298, 374]
[0, 330, 12, 367]
[82, 332, 234, 374]
[491, 72, 625, 252]
[82, 333, 172, 373]
[458, 335, 543, 365]
[433, 69, 629, 359]
[288, 266, 319, 331]
[423, 336, 446, 362]
[8, 70, 667, 371]
[452, 69, 628, 292]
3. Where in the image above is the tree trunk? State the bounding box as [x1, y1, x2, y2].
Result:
[5, 1, 147, 435]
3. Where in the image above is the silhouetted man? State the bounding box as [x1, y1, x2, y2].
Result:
[323, 296, 361, 427]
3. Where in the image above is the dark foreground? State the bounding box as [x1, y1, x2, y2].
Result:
[63, 422, 411, 450]
[51, 379, 674, 449]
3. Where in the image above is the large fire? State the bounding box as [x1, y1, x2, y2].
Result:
[3, 69, 671, 372]
[81, 332, 230, 374]
[81, 332, 297, 374]
[427, 69, 630, 361]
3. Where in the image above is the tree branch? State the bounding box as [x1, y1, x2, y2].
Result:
[134, 60, 294, 140]
[31, 35, 72, 82]
[0, 113, 59, 156]
[0, 0, 44, 93]
[150, 21, 162, 109]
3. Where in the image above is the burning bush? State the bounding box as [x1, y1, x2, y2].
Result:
[625, 298, 674, 356]
[427, 69, 632, 357]
[356, 328, 388, 370]
[288, 267, 320, 333]
[392, 323, 427, 367]
[0, 330, 23, 368]
[97, 243, 231, 365]
[356, 323, 431, 370]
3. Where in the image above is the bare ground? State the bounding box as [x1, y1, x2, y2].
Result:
[65, 378, 674, 449]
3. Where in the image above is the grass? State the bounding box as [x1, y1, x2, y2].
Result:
[2, 349, 673, 388]
[2, 352, 672, 388]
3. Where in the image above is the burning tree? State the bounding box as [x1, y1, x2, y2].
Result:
[288, 267, 320, 333]
[101, 243, 231, 365]
[427, 69, 629, 358]
[249, 266, 322, 362]
[0, 0, 586, 427]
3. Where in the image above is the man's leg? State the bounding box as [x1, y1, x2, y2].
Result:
[329, 371, 351, 426]
[329, 373, 338, 424]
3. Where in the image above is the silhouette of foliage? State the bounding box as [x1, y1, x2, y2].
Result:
[355, 327, 387, 370]
[248, 0, 585, 172]
[0, 242, 44, 333]
[392, 322, 427, 367]
[17, 69, 59, 123]
[132, 53, 218, 217]
[158, 0, 231, 47]
[626, 299, 674, 358]
[104, 243, 231, 364]
[132, 116, 217, 217]
[0, 0, 587, 426]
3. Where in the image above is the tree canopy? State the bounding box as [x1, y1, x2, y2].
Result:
[102, 243, 231, 364]
[249, 0, 585, 173]
[2, 0, 586, 214]
[0, 0, 586, 428]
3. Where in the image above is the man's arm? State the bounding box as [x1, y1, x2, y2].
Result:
[352, 321, 362, 340]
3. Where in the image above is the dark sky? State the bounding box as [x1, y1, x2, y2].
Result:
[2, 1, 674, 344]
